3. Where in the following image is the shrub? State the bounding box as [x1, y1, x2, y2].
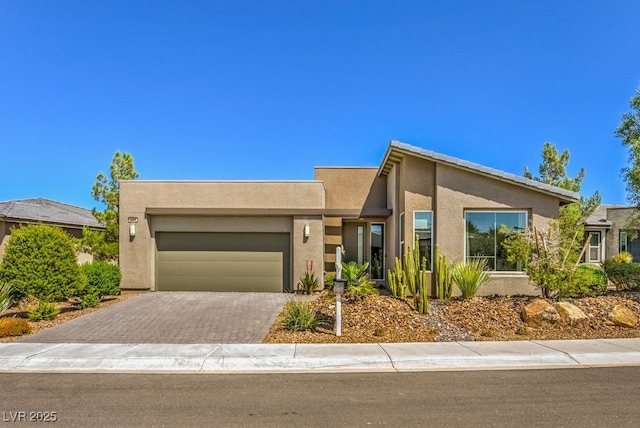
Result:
[572, 264, 608, 296]
[451, 259, 490, 299]
[281, 300, 319, 331]
[603, 252, 633, 274]
[81, 261, 121, 297]
[28, 301, 61, 321]
[0, 281, 14, 314]
[347, 275, 379, 297]
[80, 291, 101, 309]
[324, 272, 336, 291]
[607, 262, 640, 291]
[0, 224, 86, 302]
[0, 317, 32, 337]
[297, 271, 320, 294]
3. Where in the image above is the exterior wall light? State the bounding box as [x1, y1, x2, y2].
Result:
[128, 217, 138, 238]
[304, 223, 310, 238]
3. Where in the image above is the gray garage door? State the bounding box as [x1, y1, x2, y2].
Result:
[156, 232, 290, 292]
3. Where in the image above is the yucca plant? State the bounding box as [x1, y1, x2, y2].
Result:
[451, 258, 490, 299]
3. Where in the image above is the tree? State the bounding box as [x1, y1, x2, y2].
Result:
[524, 142, 584, 192]
[616, 87, 640, 217]
[83, 151, 139, 261]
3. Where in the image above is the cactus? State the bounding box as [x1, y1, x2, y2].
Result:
[388, 235, 428, 314]
[434, 245, 453, 300]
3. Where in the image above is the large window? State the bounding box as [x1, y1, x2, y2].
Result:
[465, 211, 527, 271]
[414, 211, 433, 270]
[620, 230, 640, 261]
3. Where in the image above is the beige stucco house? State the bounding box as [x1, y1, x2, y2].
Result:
[119, 140, 579, 296]
[583, 205, 640, 264]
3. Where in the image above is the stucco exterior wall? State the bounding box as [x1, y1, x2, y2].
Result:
[119, 181, 326, 292]
[315, 167, 386, 214]
[434, 163, 559, 295]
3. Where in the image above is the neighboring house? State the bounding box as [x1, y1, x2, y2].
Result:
[119, 140, 579, 296]
[584, 204, 640, 263]
[0, 198, 104, 264]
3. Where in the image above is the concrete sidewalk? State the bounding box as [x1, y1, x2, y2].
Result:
[2, 338, 640, 373]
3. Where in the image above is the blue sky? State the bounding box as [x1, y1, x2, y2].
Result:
[1, 0, 639, 210]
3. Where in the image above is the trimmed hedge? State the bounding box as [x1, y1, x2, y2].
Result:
[574, 264, 608, 296]
[607, 262, 640, 291]
[0, 224, 86, 301]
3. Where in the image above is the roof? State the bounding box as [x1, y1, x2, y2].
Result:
[0, 198, 103, 229]
[584, 204, 631, 227]
[378, 140, 580, 203]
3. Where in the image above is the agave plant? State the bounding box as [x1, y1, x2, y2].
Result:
[0, 281, 14, 314]
[451, 258, 490, 299]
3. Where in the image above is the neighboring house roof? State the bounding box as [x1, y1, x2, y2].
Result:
[0, 198, 103, 229]
[378, 140, 580, 203]
[584, 204, 630, 228]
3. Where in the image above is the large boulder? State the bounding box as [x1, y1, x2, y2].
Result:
[553, 302, 588, 325]
[607, 305, 638, 328]
[522, 299, 559, 327]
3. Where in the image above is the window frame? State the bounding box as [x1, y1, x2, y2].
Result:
[413, 210, 433, 271]
[464, 210, 528, 272]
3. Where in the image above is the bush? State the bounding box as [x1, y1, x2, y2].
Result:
[28, 301, 61, 321]
[603, 252, 633, 274]
[340, 261, 379, 297]
[281, 300, 319, 331]
[0, 317, 32, 337]
[451, 259, 490, 299]
[81, 261, 121, 297]
[607, 262, 640, 291]
[572, 264, 608, 296]
[0, 224, 86, 302]
[80, 291, 101, 309]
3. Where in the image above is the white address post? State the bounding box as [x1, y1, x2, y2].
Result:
[334, 246, 344, 336]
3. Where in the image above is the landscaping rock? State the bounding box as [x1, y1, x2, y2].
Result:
[522, 299, 559, 327]
[607, 305, 638, 328]
[554, 302, 588, 325]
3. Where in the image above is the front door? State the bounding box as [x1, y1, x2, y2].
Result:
[342, 222, 385, 280]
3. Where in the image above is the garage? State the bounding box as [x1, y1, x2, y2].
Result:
[155, 232, 290, 292]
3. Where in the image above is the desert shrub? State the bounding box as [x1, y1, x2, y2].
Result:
[607, 262, 640, 291]
[281, 300, 319, 331]
[324, 272, 336, 291]
[0, 281, 14, 314]
[297, 271, 320, 294]
[602, 252, 633, 274]
[28, 301, 61, 321]
[347, 275, 379, 297]
[451, 259, 490, 299]
[573, 264, 608, 296]
[0, 224, 86, 302]
[81, 261, 121, 297]
[0, 317, 32, 337]
[80, 291, 101, 309]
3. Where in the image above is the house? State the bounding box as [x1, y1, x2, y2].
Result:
[0, 198, 103, 263]
[118, 140, 579, 296]
[584, 204, 640, 263]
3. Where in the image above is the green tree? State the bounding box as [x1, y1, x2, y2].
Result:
[524, 142, 584, 192]
[616, 87, 640, 223]
[83, 151, 139, 261]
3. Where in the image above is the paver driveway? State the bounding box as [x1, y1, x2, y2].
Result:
[20, 292, 288, 344]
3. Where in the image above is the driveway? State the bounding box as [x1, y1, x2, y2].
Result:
[20, 292, 288, 344]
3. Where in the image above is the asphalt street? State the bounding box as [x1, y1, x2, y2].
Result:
[1, 367, 639, 427]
